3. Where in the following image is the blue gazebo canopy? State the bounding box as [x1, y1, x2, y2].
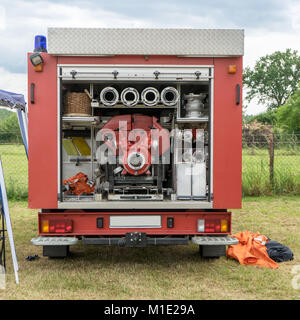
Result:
[0, 88, 28, 158]
[0, 89, 26, 110]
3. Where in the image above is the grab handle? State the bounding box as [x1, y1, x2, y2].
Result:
[30, 83, 35, 104]
[236, 84, 240, 105]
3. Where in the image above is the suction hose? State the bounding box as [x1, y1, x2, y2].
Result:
[121, 87, 139, 107]
[141, 87, 160, 106]
[100, 87, 119, 106]
[161, 87, 179, 106]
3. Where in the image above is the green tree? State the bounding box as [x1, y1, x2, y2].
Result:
[243, 49, 300, 110]
[0, 108, 13, 121]
[245, 109, 278, 125]
[0, 112, 22, 143]
[276, 87, 300, 134]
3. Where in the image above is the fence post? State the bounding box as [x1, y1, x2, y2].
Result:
[268, 132, 275, 187]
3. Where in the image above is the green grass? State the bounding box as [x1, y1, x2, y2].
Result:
[0, 196, 300, 299]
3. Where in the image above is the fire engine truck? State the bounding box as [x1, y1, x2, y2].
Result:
[29, 28, 243, 258]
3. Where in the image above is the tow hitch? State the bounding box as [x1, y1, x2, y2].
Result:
[125, 232, 147, 247]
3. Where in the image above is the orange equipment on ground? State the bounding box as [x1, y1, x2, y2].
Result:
[63, 172, 95, 196]
[227, 230, 278, 269]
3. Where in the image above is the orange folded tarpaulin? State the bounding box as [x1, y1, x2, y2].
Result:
[227, 230, 278, 269]
[63, 172, 95, 196]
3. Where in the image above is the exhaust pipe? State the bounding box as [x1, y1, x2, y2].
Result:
[161, 87, 179, 106]
[100, 87, 119, 106]
[121, 87, 139, 107]
[141, 87, 160, 106]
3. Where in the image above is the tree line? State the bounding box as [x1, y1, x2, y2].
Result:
[243, 48, 300, 134]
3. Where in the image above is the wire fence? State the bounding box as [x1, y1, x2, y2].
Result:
[0, 131, 300, 200]
[242, 132, 300, 196]
[0, 131, 27, 200]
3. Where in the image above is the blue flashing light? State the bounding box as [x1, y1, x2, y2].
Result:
[34, 35, 47, 53]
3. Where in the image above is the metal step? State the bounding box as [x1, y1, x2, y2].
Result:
[31, 236, 78, 246]
[192, 236, 238, 246]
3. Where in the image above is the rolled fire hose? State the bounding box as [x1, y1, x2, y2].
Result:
[121, 87, 139, 107]
[141, 87, 160, 106]
[161, 87, 179, 106]
[100, 87, 119, 106]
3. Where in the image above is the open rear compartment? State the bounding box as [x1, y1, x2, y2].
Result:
[28, 29, 244, 257]
[58, 65, 213, 209]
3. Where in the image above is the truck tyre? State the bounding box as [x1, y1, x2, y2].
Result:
[199, 245, 226, 259]
[43, 245, 70, 258]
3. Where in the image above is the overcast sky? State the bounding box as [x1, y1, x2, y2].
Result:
[1, 0, 300, 115]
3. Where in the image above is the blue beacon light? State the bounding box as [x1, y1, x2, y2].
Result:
[34, 35, 47, 53]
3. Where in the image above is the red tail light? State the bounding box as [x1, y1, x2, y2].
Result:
[48, 219, 73, 233]
[205, 219, 221, 233]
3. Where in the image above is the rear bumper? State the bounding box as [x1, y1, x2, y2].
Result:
[38, 210, 232, 236]
[31, 235, 237, 247]
[82, 235, 189, 246]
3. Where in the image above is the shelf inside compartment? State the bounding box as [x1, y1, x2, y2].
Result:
[63, 194, 95, 202]
[62, 116, 100, 124]
[176, 116, 209, 123]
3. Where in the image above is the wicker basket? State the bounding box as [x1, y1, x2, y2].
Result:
[64, 92, 92, 116]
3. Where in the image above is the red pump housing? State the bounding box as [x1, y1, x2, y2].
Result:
[100, 114, 170, 175]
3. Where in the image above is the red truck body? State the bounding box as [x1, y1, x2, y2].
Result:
[28, 29, 243, 255]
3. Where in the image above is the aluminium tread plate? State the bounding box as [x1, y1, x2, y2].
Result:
[192, 236, 238, 246]
[31, 236, 78, 246]
[48, 28, 244, 56]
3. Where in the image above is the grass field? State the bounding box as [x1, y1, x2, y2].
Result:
[0, 196, 300, 300]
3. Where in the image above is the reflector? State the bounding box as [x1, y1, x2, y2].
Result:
[228, 65, 236, 74]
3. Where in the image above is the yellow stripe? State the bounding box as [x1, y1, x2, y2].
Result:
[62, 139, 79, 156]
[72, 137, 91, 156]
